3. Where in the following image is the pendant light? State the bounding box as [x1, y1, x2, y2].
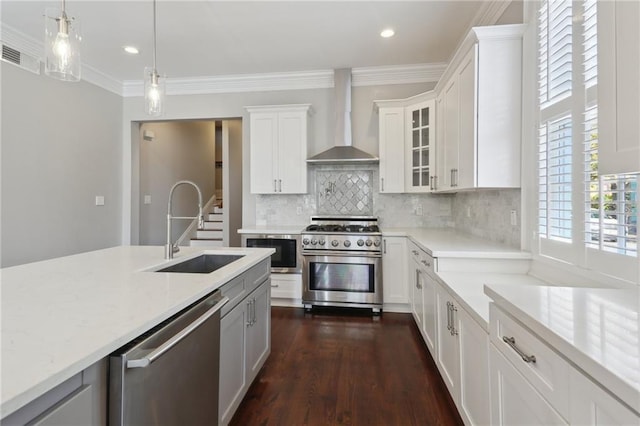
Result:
[44, 0, 81, 81]
[145, 0, 165, 116]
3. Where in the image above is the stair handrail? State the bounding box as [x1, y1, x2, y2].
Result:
[175, 194, 219, 247]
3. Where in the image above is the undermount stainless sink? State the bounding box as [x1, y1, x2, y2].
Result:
[156, 254, 244, 274]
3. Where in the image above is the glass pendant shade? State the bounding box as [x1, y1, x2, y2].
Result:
[144, 67, 165, 116]
[44, 7, 81, 81]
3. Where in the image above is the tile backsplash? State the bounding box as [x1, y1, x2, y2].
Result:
[254, 165, 521, 248]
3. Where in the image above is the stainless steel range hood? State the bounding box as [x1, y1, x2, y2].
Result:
[307, 69, 379, 164]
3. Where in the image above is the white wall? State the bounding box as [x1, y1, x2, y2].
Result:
[122, 81, 432, 242]
[138, 121, 216, 245]
[1, 62, 123, 267]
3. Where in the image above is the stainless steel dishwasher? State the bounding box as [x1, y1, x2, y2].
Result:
[109, 290, 228, 425]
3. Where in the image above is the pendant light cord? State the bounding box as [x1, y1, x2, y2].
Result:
[152, 0, 157, 72]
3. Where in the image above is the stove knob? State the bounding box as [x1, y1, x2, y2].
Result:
[373, 240, 381, 247]
[357, 239, 364, 247]
[344, 240, 351, 247]
[331, 240, 339, 247]
[303, 238, 310, 245]
[319, 239, 326, 246]
[311, 238, 318, 245]
[365, 239, 373, 247]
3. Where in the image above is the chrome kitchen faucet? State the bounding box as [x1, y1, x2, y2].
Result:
[165, 180, 205, 259]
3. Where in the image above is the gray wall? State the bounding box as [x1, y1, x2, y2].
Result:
[224, 120, 243, 247]
[122, 81, 433, 242]
[138, 121, 216, 245]
[1, 62, 123, 267]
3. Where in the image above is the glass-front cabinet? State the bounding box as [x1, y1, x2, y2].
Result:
[406, 100, 435, 192]
[375, 92, 437, 194]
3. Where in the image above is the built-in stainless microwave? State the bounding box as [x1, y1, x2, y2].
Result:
[241, 234, 302, 274]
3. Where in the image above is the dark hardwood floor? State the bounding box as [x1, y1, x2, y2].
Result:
[230, 307, 463, 426]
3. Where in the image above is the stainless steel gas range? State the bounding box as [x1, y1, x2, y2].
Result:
[301, 216, 382, 313]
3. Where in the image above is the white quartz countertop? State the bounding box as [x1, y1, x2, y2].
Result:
[435, 272, 551, 331]
[484, 283, 640, 414]
[238, 225, 305, 235]
[0, 245, 273, 418]
[383, 228, 531, 259]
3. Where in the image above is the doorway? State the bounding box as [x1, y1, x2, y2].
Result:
[135, 118, 242, 247]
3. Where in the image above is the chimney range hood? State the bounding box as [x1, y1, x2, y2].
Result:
[307, 69, 379, 164]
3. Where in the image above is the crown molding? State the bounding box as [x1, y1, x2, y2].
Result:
[351, 63, 446, 87]
[122, 70, 334, 97]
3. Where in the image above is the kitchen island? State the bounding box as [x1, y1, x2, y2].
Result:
[0, 245, 273, 422]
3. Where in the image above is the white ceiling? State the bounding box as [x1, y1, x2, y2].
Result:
[0, 1, 523, 85]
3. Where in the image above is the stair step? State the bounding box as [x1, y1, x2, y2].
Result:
[208, 213, 224, 221]
[197, 229, 223, 239]
[203, 221, 223, 230]
[190, 238, 224, 247]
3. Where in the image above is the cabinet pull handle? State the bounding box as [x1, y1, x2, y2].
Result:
[247, 300, 253, 327]
[381, 177, 385, 192]
[446, 301, 452, 331]
[416, 269, 422, 289]
[430, 176, 434, 191]
[271, 283, 279, 288]
[433, 176, 438, 191]
[273, 179, 277, 192]
[412, 250, 419, 256]
[384, 239, 387, 254]
[278, 179, 282, 193]
[502, 336, 536, 363]
[451, 305, 458, 336]
[252, 298, 257, 325]
[421, 259, 431, 268]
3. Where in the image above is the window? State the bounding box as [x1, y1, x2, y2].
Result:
[536, 0, 638, 280]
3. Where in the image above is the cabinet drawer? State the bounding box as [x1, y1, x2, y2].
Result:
[407, 241, 436, 274]
[490, 304, 570, 419]
[245, 259, 270, 295]
[270, 274, 302, 299]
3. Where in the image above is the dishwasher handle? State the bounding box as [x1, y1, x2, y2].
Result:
[127, 296, 229, 369]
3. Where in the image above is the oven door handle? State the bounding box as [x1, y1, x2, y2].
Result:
[303, 251, 382, 258]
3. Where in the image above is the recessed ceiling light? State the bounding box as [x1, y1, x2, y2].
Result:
[380, 29, 395, 38]
[123, 46, 139, 55]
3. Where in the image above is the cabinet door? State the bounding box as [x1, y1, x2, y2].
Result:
[378, 107, 406, 193]
[458, 307, 490, 426]
[489, 345, 568, 425]
[442, 78, 459, 190]
[434, 94, 444, 191]
[382, 237, 408, 304]
[598, 0, 640, 174]
[410, 264, 425, 331]
[249, 112, 279, 194]
[247, 281, 271, 380]
[421, 270, 437, 356]
[406, 100, 436, 192]
[277, 111, 308, 194]
[569, 367, 640, 426]
[28, 386, 93, 426]
[456, 46, 477, 190]
[219, 302, 248, 425]
[436, 287, 459, 401]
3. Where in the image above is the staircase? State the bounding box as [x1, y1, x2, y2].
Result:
[190, 205, 225, 247]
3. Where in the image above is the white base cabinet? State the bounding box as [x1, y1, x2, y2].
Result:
[219, 279, 271, 425]
[382, 237, 409, 311]
[407, 239, 490, 426]
[490, 345, 568, 425]
[569, 368, 640, 426]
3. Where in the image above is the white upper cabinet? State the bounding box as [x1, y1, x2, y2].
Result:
[436, 24, 525, 191]
[406, 100, 436, 192]
[246, 104, 311, 194]
[377, 106, 406, 193]
[598, 0, 640, 175]
[375, 92, 437, 194]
